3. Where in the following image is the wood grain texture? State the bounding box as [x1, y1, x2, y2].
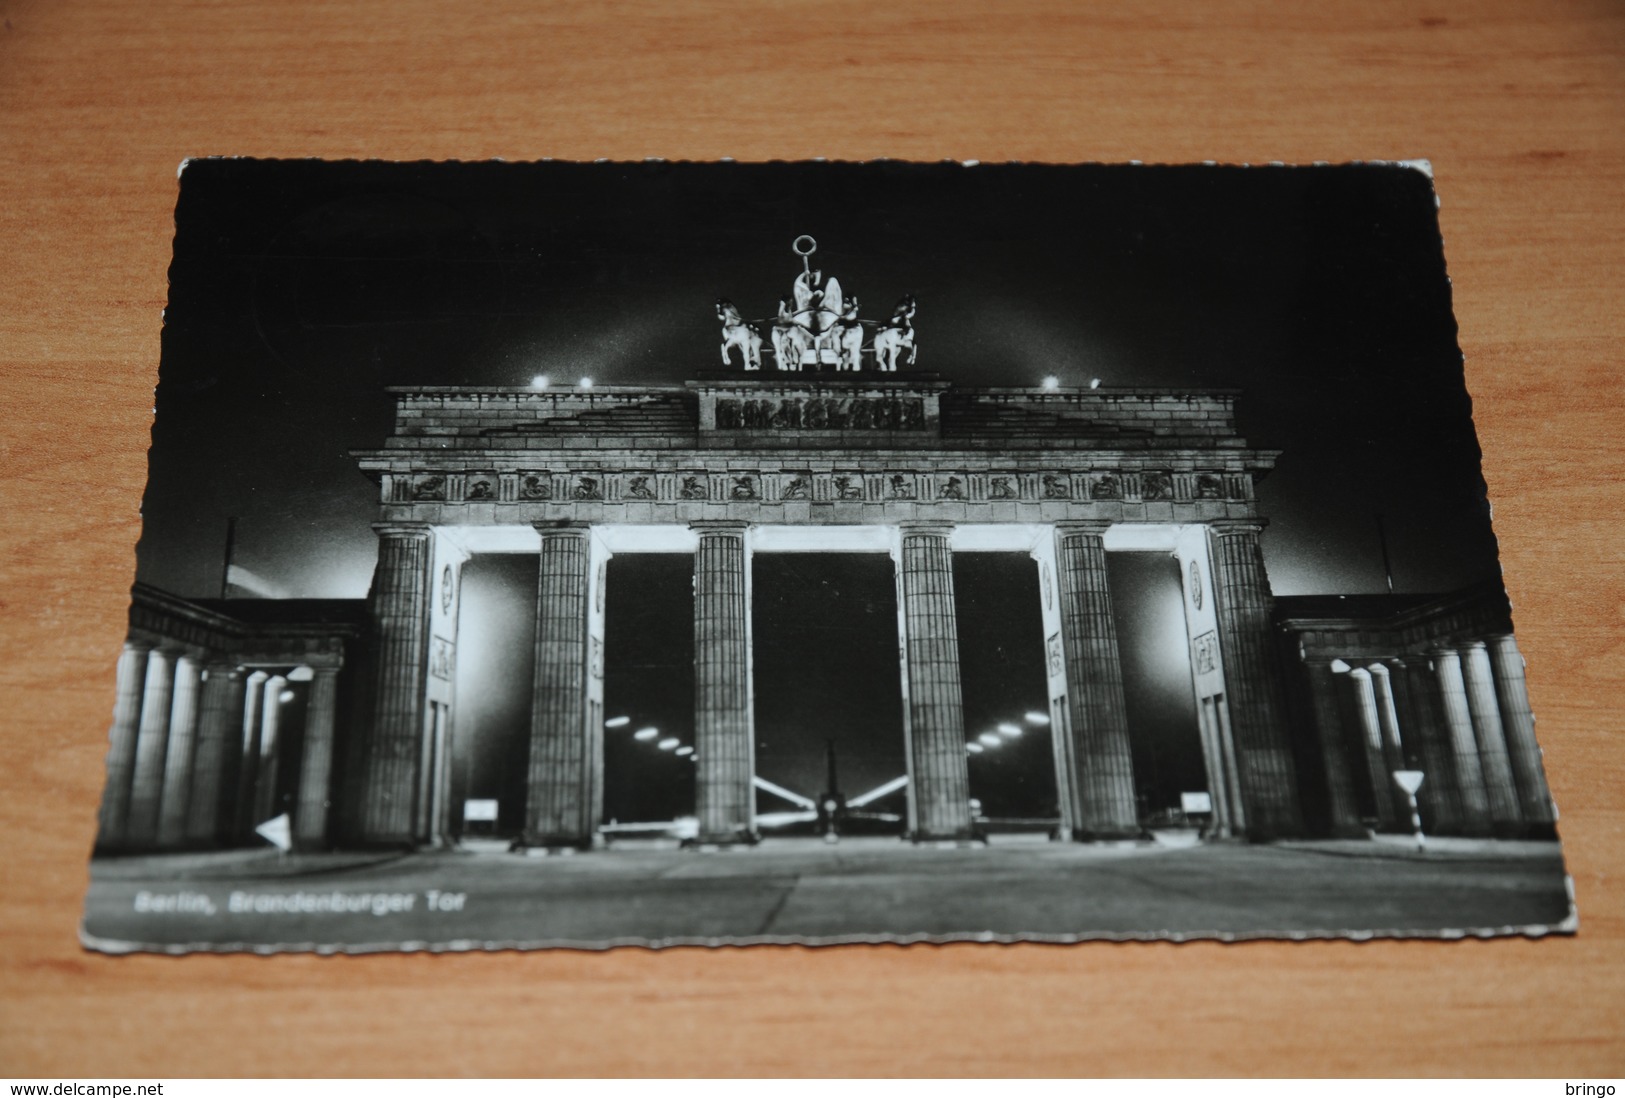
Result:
[2, 0, 1622, 1077]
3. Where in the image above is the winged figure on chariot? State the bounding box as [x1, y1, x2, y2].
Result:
[716, 235, 916, 372]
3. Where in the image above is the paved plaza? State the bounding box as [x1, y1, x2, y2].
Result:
[83, 836, 1573, 952]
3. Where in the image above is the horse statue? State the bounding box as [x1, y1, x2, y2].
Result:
[872, 294, 917, 372]
[771, 295, 811, 370]
[716, 299, 763, 370]
[835, 297, 865, 371]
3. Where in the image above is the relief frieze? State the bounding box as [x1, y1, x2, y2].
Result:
[713, 396, 926, 431]
[392, 466, 1247, 506]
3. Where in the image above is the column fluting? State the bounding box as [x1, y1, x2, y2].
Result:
[97, 641, 154, 850]
[693, 521, 758, 845]
[1206, 522, 1304, 837]
[525, 523, 599, 847]
[1052, 522, 1138, 840]
[897, 522, 973, 841]
[358, 523, 435, 844]
[1461, 640, 1523, 833]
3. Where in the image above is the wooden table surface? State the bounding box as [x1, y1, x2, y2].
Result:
[2, 0, 1622, 1078]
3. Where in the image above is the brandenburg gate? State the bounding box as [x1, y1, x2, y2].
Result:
[333, 238, 1302, 849]
[344, 241, 1306, 848]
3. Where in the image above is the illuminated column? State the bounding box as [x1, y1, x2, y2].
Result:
[186, 663, 246, 845]
[97, 641, 153, 850]
[1207, 521, 1304, 837]
[1368, 663, 1409, 787]
[252, 675, 288, 824]
[525, 523, 600, 848]
[1302, 661, 1364, 837]
[1461, 640, 1523, 833]
[155, 656, 203, 848]
[1051, 521, 1137, 840]
[897, 522, 973, 841]
[294, 667, 342, 849]
[1488, 634, 1556, 832]
[125, 649, 177, 848]
[693, 521, 758, 845]
[1347, 668, 1400, 830]
[233, 671, 268, 840]
[1432, 649, 1492, 835]
[1389, 659, 1462, 835]
[358, 522, 434, 844]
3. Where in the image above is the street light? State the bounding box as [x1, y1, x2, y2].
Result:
[530, 375, 550, 390]
[1023, 711, 1050, 725]
[675, 746, 693, 757]
[978, 732, 1002, 748]
[966, 743, 985, 754]
[605, 715, 631, 729]
[657, 738, 679, 751]
[997, 722, 1022, 738]
[1392, 770, 1426, 852]
[634, 727, 659, 742]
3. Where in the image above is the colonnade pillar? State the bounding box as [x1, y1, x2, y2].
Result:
[1431, 649, 1493, 835]
[1389, 659, 1463, 835]
[896, 522, 973, 841]
[295, 667, 342, 849]
[1461, 640, 1523, 833]
[186, 663, 247, 845]
[1302, 661, 1364, 836]
[1051, 521, 1138, 840]
[234, 671, 268, 839]
[357, 522, 435, 844]
[1347, 668, 1400, 830]
[97, 641, 154, 850]
[251, 674, 288, 825]
[1487, 633, 1556, 831]
[154, 656, 204, 847]
[1207, 521, 1304, 837]
[125, 650, 177, 847]
[693, 521, 758, 845]
[523, 523, 606, 848]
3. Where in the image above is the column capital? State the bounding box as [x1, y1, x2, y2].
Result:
[897, 520, 954, 538]
[689, 519, 750, 535]
[1429, 646, 1463, 662]
[1206, 518, 1269, 537]
[372, 521, 433, 540]
[533, 519, 592, 537]
[1053, 519, 1112, 538]
[1458, 638, 1489, 652]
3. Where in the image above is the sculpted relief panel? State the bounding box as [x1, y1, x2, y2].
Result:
[713, 396, 928, 431]
[385, 467, 1254, 507]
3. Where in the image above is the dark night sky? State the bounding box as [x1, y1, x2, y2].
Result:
[138, 159, 1504, 822]
[142, 157, 1499, 601]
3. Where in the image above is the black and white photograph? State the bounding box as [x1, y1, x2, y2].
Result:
[81, 157, 1573, 952]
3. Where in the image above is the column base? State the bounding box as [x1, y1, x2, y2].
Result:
[683, 829, 760, 850]
[907, 828, 986, 847]
[1069, 826, 1152, 844]
[514, 832, 601, 854]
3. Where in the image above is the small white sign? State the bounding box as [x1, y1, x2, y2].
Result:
[1181, 791, 1213, 814]
[463, 798, 500, 822]
[255, 813, 292, 852]
[1392, 770, 1425, 795]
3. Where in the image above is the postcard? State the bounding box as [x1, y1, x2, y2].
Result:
[82, 158, 1572, 952]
